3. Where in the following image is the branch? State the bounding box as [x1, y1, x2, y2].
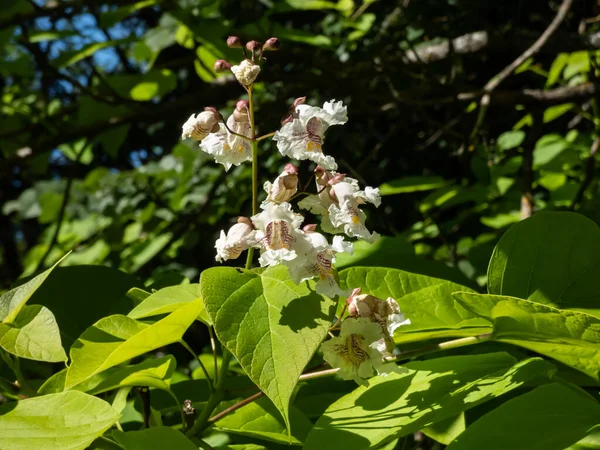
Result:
[402, 29, 600, 65]
[470, 0, 574, 141]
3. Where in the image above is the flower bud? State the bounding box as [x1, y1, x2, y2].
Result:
[302, 224, 318, 233]
[181, 110, 220, 142]
[214, 59, 232, 73]
[227, 36, 243, 48]
[246, 40, 262, 52]
[263, 37, 280, 51]
[215, 218, 256, 263]
[264, 164, 299, 204]
[231, 59, 261, 86]
[203, 106, 224, 123]
[233, 100, 250, 122]
[283, 163, 298, 175]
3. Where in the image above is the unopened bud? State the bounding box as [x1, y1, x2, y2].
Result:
[204, 107, 224, 123]
[233, 100, 250, 122]
[246, 40, 262, 52]
[303, 224, 318, 233]
[237, 216, 253, 227]
[284, 163, 298, 175]
[227, 36, 243, 48]
[262, 37, 280, 51]
[214, 59, 232, 73]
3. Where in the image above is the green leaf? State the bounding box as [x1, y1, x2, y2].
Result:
[546, 53, 569, 87]
[28, 265, 142, 348]
[533, 134, 568, 167]
[54, 39, 131, 68]
[0, 391, 119, 450]
[487, 211, 600, 315]
[113, 427, 197, 450]
[303, 353, 554, 449]
[340, 267, 489, 343]
[128, 284, 211, 324]
[0, 305, 66, 362]
[446, 383, 600, 450]
[380, 176, 446, 195]
[201, 266, 335, 432]
[496, 131, 526, 151]
[215, 397, 313, 445]
[422, 414, 466, 445]
[453, 292, 600, 380]
[65, 299, 203, 389]
[0, 253, 67, 323]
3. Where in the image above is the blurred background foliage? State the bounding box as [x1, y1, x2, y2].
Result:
[2, 0, 600, 291]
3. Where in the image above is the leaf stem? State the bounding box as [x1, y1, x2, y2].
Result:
[208, 391, 264, 424]
[180, 340, 214, 392]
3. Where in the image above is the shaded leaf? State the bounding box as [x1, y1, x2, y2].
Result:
[113, 427, 197, 450]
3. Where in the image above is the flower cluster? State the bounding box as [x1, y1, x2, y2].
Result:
[180, 35, 403, 384]
[321, 289, 411, 385]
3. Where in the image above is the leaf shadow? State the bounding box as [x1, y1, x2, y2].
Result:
[279, 287, 334, 332]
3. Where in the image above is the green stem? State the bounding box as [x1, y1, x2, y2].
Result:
[256, 131, 276, 142]
[186, 347, 233, 437]
[180, 340, 214, 392]
[245, 84, 259, 270]
[0, 350, 29, 393]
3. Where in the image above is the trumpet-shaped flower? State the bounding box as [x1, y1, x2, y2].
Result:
[320, 318, 399, 385]
[273, 100, 347, 170]
[263, 164, 299, 205]
[215, 217, 256, 263]
[347, 290, 411, 352]
[252, 202, 304, 266]
[231, 59, 261, 86]
[181, 110, 220, 142]
[287, 229, 353, 298]
[200, 114, 252, 171]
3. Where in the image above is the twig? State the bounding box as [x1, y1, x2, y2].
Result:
[208, 391, 264, 424]
[139, 387, 151, 428]
[469, 0, 574, 142]
[521, 110, 544, 219]
[570, 137, 600, 210]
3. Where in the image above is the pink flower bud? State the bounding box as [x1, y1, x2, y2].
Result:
[284, 163, 298, 175]
[246, 40, 262, 52]
[262, 37, 280, 51]
[237, 216, 253, 227]
[236, 100, 249, 111]
[292, 96, 306, 109]
[227, 36, 243, 48]
[303, 224, 318, 233]
[233, 100, 250, 122]
[214, 59, 232, 73]
[203, 106, 224, 123]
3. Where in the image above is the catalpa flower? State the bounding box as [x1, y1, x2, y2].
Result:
[200, 103, 252, 171]
[320, 318, 399, 385]
[215, 217, 256, 263]
[287, 225, 353, 298]
[181, 110, 220, 142]
[347, 289, 411, 352]
[273, 100, 347, 170]
[263, 164, 299, 205]
[252, 202, 304, 267]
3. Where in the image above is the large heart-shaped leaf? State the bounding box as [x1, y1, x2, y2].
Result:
[488, 212, 600, 315]
[453, 292, 600, 380]
[66, 299, 203, 389]
[0, 305, 66, 362]
[201, 266, 335, 432]
[446, 383, 600, 450]
[303, 353, 554, 450]
[0, 254, 67, 323]
[0, 390, 118, 450]
[340, 267, 489, 343]
[128, 283, 211, 324]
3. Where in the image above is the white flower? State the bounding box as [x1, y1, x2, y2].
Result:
[215, 218, 256, 263]
[286, 229, 353, 298]
[273, 100, 347, 170]
[320, 318, 399, 385]
[231, 59, 261, 86]
[182, 110, 219, 141]
[347, 290, 411, 352]
[262, 164, 299, 205]
[252, 202, 304, 267]
[200, 114, 252, 171]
